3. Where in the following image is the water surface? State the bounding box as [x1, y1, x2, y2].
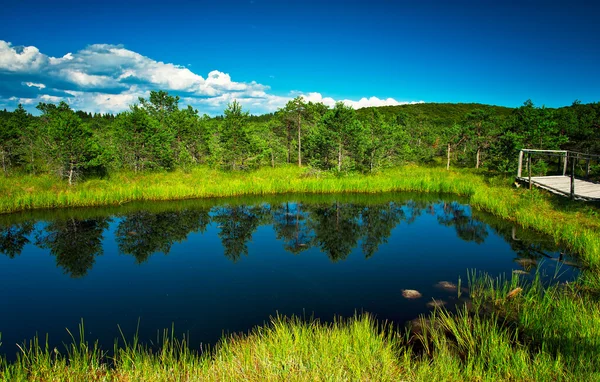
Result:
[0, 193, 578, 359]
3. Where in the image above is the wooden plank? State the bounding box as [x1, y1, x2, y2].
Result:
[517, 175, 600, 201]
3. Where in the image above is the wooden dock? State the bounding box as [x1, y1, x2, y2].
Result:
[517, 149, 600, 201]
[516, 175, 600, 201]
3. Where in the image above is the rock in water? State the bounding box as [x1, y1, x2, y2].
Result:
[402, 289, 422, 299]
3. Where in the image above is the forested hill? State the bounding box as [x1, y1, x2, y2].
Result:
[356, 103, 514, 126]
[0, 92, 599, 184]
[247, 103, 514, 125]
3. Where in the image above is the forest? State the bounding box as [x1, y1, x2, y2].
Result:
[0, 91, 599, 184]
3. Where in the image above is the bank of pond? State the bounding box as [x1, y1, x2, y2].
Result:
[0, 193, 581, 368]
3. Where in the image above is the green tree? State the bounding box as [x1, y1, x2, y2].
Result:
[288, 97, 308, 167]
[114, 105, 174, 172]
[171, 106, 207, 170]
[220, 101, 251, 170]
[274, 107, 297, 164]
[0, 104, 33, 174]
[38, 102, 102, 184]
[360, 109, 407, 172]
[462, 108, 498, 168]
[442, 123, 468, 170]
[323, 102, 366, 172]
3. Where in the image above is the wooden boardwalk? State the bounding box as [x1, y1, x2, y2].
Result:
[517, 175, 600, 201]
[517, 149, 600, 201]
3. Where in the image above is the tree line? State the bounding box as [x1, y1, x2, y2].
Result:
[0, 91, 599, 183]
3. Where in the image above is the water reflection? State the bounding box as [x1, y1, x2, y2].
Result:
[0, 221, 34, 259]
[116, 209, 211, 264]
[0, 194, 581, 362]
[437, 202, 488, 244]
[271, 202, 313, 255]
[213, 204, 266, 262]
[0, 195, 578, 276]
[35, 218, 109, 277]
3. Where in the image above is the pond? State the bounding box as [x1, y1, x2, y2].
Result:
[0, 193, 579, 360]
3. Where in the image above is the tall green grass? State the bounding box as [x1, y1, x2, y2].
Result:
[2, 273, 598, 381]
[2, 166, 600, 381]
[2, 165, 599, 268]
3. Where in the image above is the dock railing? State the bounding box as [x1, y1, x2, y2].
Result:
[517, 149, 600, 199]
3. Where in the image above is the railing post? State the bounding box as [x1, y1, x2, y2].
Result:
[528, 153, 532, 190]
[586, 158, 591, 179]
[570, 154, 576, 199]
[517, 150, 524, 178]
[563, 152, 568, 176]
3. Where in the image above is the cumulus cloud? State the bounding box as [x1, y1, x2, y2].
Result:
[0, 40, 423, 114]
[0, 41, 47, 72]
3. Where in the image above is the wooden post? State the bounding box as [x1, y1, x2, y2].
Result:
[586, 159, 591, 179]
[517, 150, 524, 178]
[563, 152, 568, 176]
[557, 154, 561, 174]
[528, 153, 532, 190]
[570, 155, 575, 199]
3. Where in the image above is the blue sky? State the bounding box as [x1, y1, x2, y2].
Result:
[1, 0, 599, 114]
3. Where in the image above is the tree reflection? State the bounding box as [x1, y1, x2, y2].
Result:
[0, 222, 35, 259]
[307, 202, 362, 262]
[271, 202, 313, 254]
[437, 202, 488, 244]
[36, 217, 109, 277]
[1, 196, 570, 275]
[116, 208, 211, 263]
[473, 211, 564, 268]
[212, 204, 266, 262]
[360, 203, 405, 258]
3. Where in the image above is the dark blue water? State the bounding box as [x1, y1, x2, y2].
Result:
[0, 193, 578, 359]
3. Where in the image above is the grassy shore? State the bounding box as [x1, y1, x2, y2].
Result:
[1, 274, 598, 381]
[2, 165, 599, 267]
[1, 165, 600, 381]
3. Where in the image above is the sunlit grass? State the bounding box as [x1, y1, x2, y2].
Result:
[2, 165, 599, 267]
[2, 273, 599, 381]
[2, 165, 600, 381]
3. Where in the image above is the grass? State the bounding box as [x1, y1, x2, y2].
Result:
[2, 165, 599, 267]
[1, 274, 598, 381]
[2, 165, 600, 381]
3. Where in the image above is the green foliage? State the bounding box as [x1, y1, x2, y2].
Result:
[220, 101, 252, 170]
[114, 104, 174, 172]
[0, 92, 599, 182]
[37, 102, 103, 184]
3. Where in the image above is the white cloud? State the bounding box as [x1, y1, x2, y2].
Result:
[49, 52, 73, 65]
[61, 69, 113, 87]
[0, 39, 423, 115]
[40, 94, 63, 103]
[22, 81, 46, 90]
[340, 96, 424, 109]
[0, 41, 47, 72]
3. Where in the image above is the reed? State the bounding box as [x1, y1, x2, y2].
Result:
[2, 165, 599, 267]
[2, 166, 600, 381]
[2, 272, 598, 381]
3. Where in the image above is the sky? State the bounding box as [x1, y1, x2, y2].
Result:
[1, 0, 599, 115]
